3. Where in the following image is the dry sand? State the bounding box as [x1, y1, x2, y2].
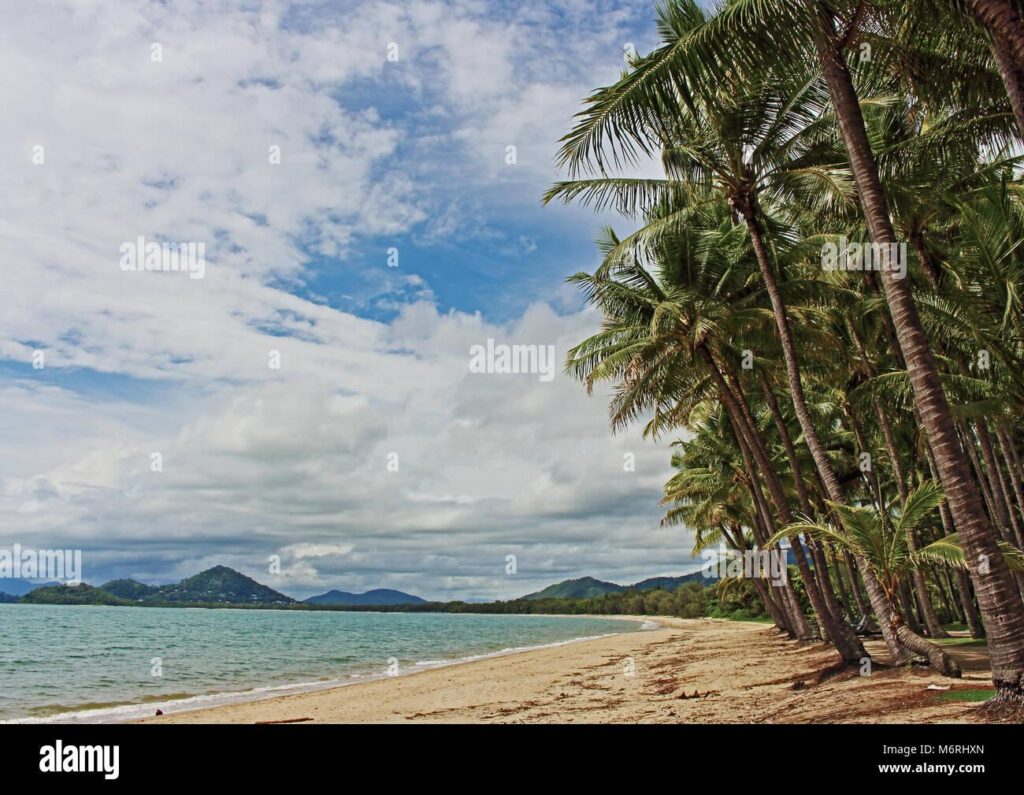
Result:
[133, 617, 1003, 724]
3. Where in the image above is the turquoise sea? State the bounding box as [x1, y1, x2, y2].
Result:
[0, 605, 642, 722]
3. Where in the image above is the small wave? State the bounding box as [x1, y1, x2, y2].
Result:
[6, 620, 645, 724]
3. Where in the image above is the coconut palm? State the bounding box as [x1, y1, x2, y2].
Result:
[771, 481, 962, 675]
[552, 0, 1024, 703]
[563, 198, 868, 659]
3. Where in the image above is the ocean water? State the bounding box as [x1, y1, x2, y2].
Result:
[0, 604, 642, 722]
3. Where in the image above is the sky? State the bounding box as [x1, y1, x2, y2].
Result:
[0, 0, 703, 600]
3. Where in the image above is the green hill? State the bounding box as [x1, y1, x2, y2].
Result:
[632, 573, 709, 591]
[523, 572, 711, 600]
[100, 579, 161, 601]
[21, 584, 130, 606]
[152, 566, 295, 605]
[522, 576, 624, 600]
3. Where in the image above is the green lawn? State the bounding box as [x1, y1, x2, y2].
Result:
[933, 689, 995, 703]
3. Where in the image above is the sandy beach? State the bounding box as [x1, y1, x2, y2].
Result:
[135, 617, 998, 724]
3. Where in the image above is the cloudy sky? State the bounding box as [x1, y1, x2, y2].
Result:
[0, 0, 701, 600]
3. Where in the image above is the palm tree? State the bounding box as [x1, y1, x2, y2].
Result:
[562, 199, 867, 659]
[552, 0, 1024, 704]
[661, 410, 802, 635]
[772, 481, 962, 675]
[552, 7, 916, 663]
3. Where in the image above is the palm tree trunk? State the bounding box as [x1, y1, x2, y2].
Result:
[924, 428, 987, 638]
[725, 523, 794, 636]
[843, 549, 870, 619]
[741, 368, 852, 623]
[758, 370, 814, 515]
[704, 348, 867, 654]
[895, 623, 962, 678]
[736, 205, 908, 662]
[961, 424, 1024, 594]
[987, 30, 1024, 137]
[874, 402, 949, 637]
[720, 362, 854, 643]
[996, 425, 1024, 530]
[898, 581, 926, 637]
[961, 424, 1003, 533]
[823, 541, 855, 619]
[811, 3, 1024, 700]
[997, 425, 1024, 515]
[977, 421, 1024, 548]
[957, 568, 987, 639]
[732, 403, 814, 639]
[969, 0, 1024, 72]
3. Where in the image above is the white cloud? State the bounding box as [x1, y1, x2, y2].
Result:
[0, 0, 695, 599]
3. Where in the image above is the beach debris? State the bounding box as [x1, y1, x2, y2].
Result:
[925, 684, 951, 691]
[677, 689, 718, 700]
[254, 716, 314, 724]
[155, 709, 164, 716]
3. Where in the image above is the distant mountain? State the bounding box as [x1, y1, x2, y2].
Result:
[21, 584, 130, 606]
[632, 572, 710, 591]
[100, 578, 161, 601]
[154, 566, 295, 605]
[522, 572, 711, 600]
[304, 588, 426, 606]
[522, 576, 624, 600]
[0, 592, 20, 603]
[0, 578, 60, 596]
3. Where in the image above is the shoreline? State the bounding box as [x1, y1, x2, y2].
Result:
[132, 617, 993, 724]
[12, 614, 654, 725]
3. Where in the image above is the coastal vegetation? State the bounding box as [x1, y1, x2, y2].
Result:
[12, 578, 732, 618]
[546, 0, 1024, 702]
[9, 566, 732, 618]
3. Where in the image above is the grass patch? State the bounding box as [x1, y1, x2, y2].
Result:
[941, 622, 968, 633]
[711, 611, 774, 623]
[933, 688, 995, 703]
[933, 637, 988, 648]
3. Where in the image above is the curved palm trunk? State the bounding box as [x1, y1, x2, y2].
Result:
[759, 372, 857, 621]
[969, 0, 1024, 72]
[895, 623, 962, 678]
[987, 31, 1024, 137]
[729, 401, 812, 639]
[725, 523, 794, 636]
[703, 348, 866, 653]
[811, 4, 1024, 699]
[736, 205, 909, 663]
